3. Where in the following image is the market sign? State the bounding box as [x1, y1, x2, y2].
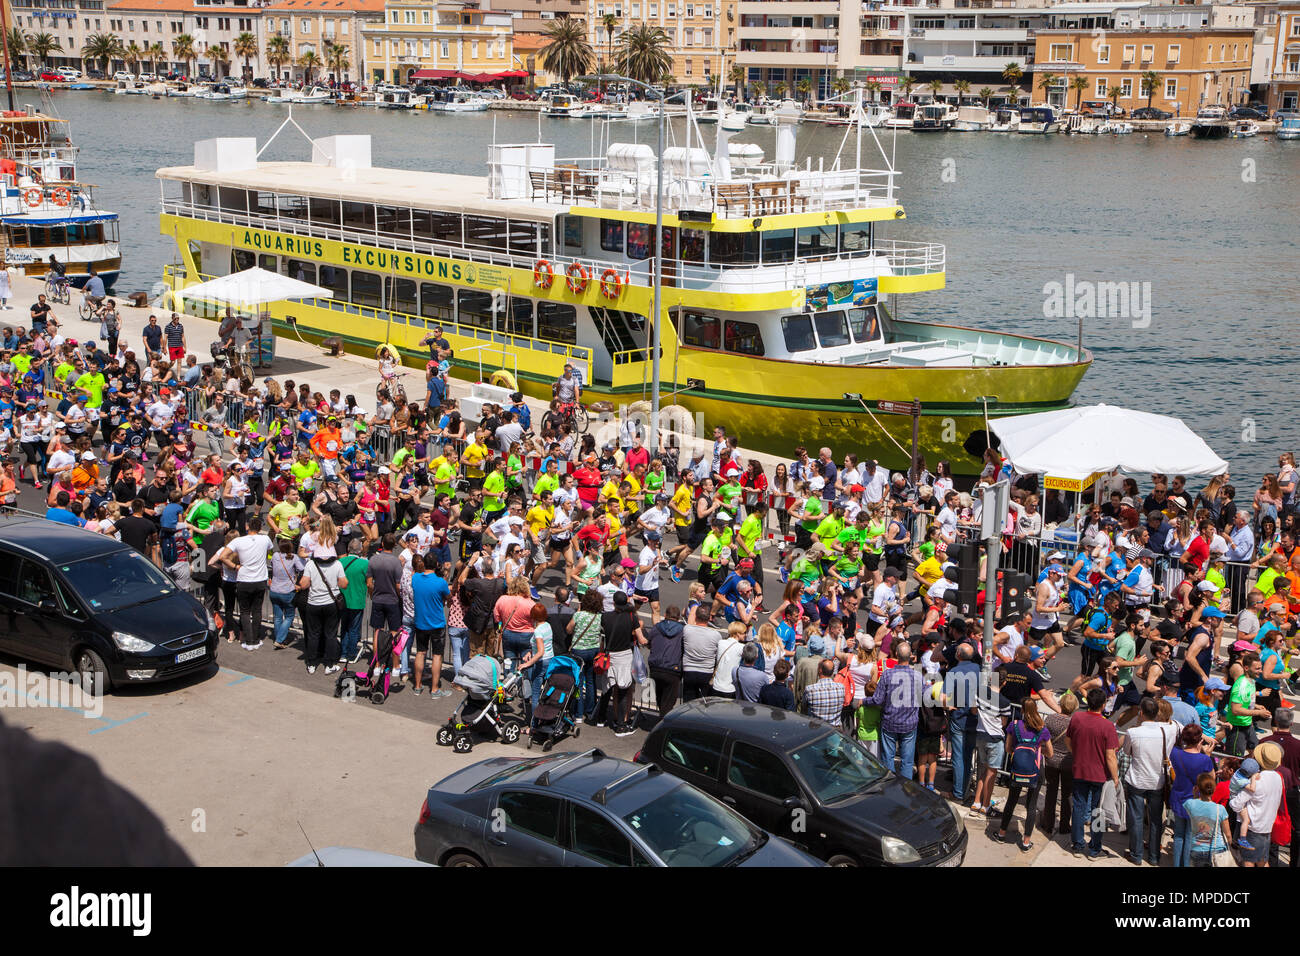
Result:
[1044, 471, 1105, 493]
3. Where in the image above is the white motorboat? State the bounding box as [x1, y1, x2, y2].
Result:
[912, 102, 957, 131]
[1016, 106, 1062, 134]
[205, 84, 233, 101]
[584, 102, 629, 120]
[430, 90, 488, 112]
[542, 91, 584, 117]
[291, 86, 334, 104]
[1097, 121, 1133, 134]
[721, 103, 751, 131]
[112, 78, 147, 95]
[953, 105, 991, 131]
[1164, 121, 1191, 136]
[884, 103, 916, 129]
[1229, 120, 1259, 138]
[988, 106, 1020, 132]
[226, 83, 249, 101]
[1277, 117, 1300, 140]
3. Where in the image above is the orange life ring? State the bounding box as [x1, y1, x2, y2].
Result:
[23, 187, 42, 207]
[599, 268, 625, 299]
[51, 186, 71, 207]
[565, 261, 590, 294]
[533, 259, 554, 289]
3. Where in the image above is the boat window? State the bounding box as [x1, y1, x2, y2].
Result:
[277, 194, 309, 221]
[388, 277, 417, 314]
[626, 221, 652, 261]
[839, 223, 872, 254]
[377, 205, 411, 239]
[536, 302, 577, 344]
[562, 215, 584, 249]
[341, 201, 375, 230]
[259, 255, 278, 273]
[679, 228, 706, 264]
[600, 219, 624, 253]
[457, 289, 494, 329]
[506, 297, 534, 337]
[660, 225, 676, 259]
[709, 231, 759, 266]
[761, 228, 795, 264]
[847, 306, 881, 344]
[253, 192, 279, 216]
[797, 224, 837, 259]
[318, 264, 347, 300]
[420, 282, 454, 322]
[351, 270, 383, 308]
[724, 320, 765, 356]
[507, 220, 539, 255]
[781, 314, 816, 352]
[677, 310, 720, 349]
[283, 259, 317, 285]
[464, 216, 509, 252]
[7, 226, 26, 247]
[813, 310, 850, 347]
[218, 187, 248, 213]
[431, 212, 463, 245]
[308, 197, 341, 225]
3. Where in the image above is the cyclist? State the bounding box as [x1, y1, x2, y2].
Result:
[44, 255, 69, 301]
[80, 267, 106, 315]
[551, 363, 583, 426]
[215, 308, 240, 366]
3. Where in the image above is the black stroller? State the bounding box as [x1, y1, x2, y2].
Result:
[436, 654, 528, 753]
[528, 655, 583, 752]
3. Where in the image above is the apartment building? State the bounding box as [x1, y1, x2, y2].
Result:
[1266, 2, 1299, 108]
[1032, 23, 1256, 112]
[262, 0, 384, 82]
[585, 0, 737, 86]
[359, 0, 514, 85]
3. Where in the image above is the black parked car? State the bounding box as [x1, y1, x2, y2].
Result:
[0, 518, 216, 691]
[85, 69, 106, 80]
[251, 77, 270, 88]
[1131, 107, 1171, 120]
[1229, 105, 1268, 120]
[414, 749, 824, 867]
[638, 700, 968, 867]
[13, 70, 34, 82]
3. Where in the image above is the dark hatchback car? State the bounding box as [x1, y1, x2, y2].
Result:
[638, 700, 967, 867]
[0, 518, 216, 691]
[414, 749, 824, 867]
[1229, 105, 1269, 120]
[1131, 107, 1171, 120]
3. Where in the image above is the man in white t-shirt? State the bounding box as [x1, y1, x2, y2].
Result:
[221, 516, 273, 650]
[407, 510, 437, 553]
[936, 491, 960, 544]
[634, 532, 663, 624]
[46, 434, 76, 481]
[993, 609, 1032, 670]
[869, 566, 902, 627]
[861, 460, 887, 505]
[637, 497, 671, 539]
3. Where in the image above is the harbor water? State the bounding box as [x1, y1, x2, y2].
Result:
[35, 90, 1300, 480]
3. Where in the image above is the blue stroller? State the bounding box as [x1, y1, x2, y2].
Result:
[528, 656, 583, 752]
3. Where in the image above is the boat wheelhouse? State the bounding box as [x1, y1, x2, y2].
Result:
[1016, 107, 1061, 134]
[157, 100, 1088, 473]
[0, 109, 121, 287]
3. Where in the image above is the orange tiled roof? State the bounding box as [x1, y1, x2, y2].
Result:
[262, 0, 386, 11]
[511, 32, 550, 51]
[108, 0, 384, 11]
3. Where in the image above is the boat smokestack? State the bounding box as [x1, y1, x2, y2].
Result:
[773, 101, 800, 173]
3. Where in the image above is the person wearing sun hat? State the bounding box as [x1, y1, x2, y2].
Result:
[1229, 741, 1285, 867]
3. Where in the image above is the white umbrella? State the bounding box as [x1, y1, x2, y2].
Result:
[989, 403, 1228, 482]
[175, 266, 332, 309]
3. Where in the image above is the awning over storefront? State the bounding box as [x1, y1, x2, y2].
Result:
[410, 68, 529, 82]
[410, 69, 463, 80]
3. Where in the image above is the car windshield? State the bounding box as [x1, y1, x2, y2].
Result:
[623, 783, 763, 867]
[790, 733, 888, 804]
[58, 549, 178, 612]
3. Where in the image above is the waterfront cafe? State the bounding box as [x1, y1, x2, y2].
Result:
[410, 68, 529, 93]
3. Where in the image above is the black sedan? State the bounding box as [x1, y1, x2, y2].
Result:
[1131, 107, 1171, 120]
[638, 700, 967, 866]
[0, 518, 216, 691]
[1229, 105, 1269, 120]
[414, 749, 824, 867]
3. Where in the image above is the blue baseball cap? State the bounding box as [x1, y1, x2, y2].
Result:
[1200, 606, 1225, 619]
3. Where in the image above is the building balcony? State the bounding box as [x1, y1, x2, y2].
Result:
[910, 54, 1027, 70]
[739, 0, 840, 13]
[741, 26, 837, 41]
[911, 27, 1029, 42]
[737, 48, 840, 65]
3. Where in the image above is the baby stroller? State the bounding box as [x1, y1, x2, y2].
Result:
[529, 655, 583, 752]
[436, 654, 527, 753]
[335, 627, 407, 704]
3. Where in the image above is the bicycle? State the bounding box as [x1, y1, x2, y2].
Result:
[44, 274, 71, 305]
[376, 370, 409, 404]
[77, 291, 103, 323]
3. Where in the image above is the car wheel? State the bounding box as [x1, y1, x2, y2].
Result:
[453, 734, 473, 754]
[74, 648, 111, 695]
[443, 852, 484, 867]
[501, 721, 522, 744]
[827, 853, 859, 867]
[436, 726, 454, 746]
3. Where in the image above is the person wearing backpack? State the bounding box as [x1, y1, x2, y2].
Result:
[997, 702, 1053, 852]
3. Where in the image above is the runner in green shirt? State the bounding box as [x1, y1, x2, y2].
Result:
[182, 485, 222, 545]
[433, 455, 459, 500]
[737, 505, 766, 571]
[482, 461, 507, 516]
[643, 463, 665, 510]
[699, 515, 731, 589]
[73, 371, 106, 409]
[716, 478, 743, 513]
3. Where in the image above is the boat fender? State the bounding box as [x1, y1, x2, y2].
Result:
[375, 343, 400, 364]
[533, 259, 554, 289]
[489, 370, 517, 392]
[23, 187, 42, 207]
[565, 262, 590, 294]
[51, 186, 72, 207]
[599, 268, 624, 299]
[659, 404, 696, 439]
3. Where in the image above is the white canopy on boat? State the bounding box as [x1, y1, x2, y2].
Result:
[175, 267, 332, 308]
[988, 403, 1229, 482]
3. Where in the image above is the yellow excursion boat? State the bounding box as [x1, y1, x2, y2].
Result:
[156, 105, 1090, 474]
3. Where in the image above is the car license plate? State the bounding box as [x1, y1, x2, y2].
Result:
[175, 647, 205, 663]
[937, 852, 963, 867]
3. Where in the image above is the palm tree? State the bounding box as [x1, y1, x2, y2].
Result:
[233, 31, 258, 81]
[728, 63, 745, 100]
[953, 78, 971, 104]
[1036, 71, 1059, 104]
[1070, 74, 1088, 111]
[795, 76, 812, 106]
[171, 33, 195, 79]
[1107, 83, 1122, 112]
[266, 35, 290, 81]
[1140, 69, 1160, 108]
[325, 42, 350, 83]
[927, 77, 943, 102]
[1003, 85, 1020, 105]
[146, 41, 166, 75]
[615, 23, 671, 85]
[6, 28, 26, 71]
[27, 32, 61, 71]
[81, 32, 122, 76]
[864, 80, 881, 102]
[1001, 61, 1023, 102]
[297, 49, 321, 85]
[899, 74, 916, 101]
[773, 81, 788, 100]
[832, 76, 850, 98]
[208, 43, 231, 80]
[539, 18, 593, 86]
[748, 79, 765, 101]
[601, 12, 617, 72]
[978, 86, 994, 107]
[123, 41, 142, 77]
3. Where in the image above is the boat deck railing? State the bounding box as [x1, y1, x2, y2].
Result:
[159, 199, 944, 294]
[502, 157, 900, 216]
